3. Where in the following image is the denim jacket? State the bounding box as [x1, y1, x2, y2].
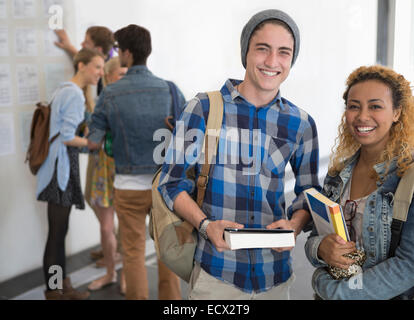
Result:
[88, 65, 186, 175]
[305, 151, 414, 299]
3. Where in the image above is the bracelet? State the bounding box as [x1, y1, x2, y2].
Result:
[198, 217, 208, 231]
[199, 219, 211, 240]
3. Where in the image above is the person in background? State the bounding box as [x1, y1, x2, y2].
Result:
[36, 48, 105, 300]
[86, 57, 127, 294]
[55, 26, 114, 60]
[55, 26, 121, 267]
[305, 65, 414, 299]
[55, 26, 115, 95]
[87, 24, 186, 300]
[158, 9, 320, 299]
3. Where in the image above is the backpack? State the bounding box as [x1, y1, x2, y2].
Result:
[389, 164, 414, 257]
[149, 91, 224, 282]
[389, 164, 414, 299]
[25, 102, 59, 175]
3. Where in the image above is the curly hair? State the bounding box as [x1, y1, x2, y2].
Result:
[328, 65, 414, 181]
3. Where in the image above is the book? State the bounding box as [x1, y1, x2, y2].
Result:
[303, 187, 350, 241]
[224, 228, 295, 250]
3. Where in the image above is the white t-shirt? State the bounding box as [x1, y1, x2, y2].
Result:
[114, 174, 153, 191]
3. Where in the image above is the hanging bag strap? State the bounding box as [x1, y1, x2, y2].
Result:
[166, 81, 180, 123]
[47, 83, 74, 142]
[389, 164, 414, 257]
[196, 91, 224, 207]
[164, 81, 181, 131]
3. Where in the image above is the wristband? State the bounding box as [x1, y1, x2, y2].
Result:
[198, 217, 208, 231]
[199, 218, 211, 240]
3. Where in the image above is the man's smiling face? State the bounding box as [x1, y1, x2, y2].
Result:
[244, 22, 294, 99]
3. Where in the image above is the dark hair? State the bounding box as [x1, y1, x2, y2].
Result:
[114, 24, 151, 65]
[86, 26, 115, 56]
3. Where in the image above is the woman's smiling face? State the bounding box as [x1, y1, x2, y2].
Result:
[345, 80, 401, 151]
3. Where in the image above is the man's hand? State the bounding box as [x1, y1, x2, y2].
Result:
[266, 209, 311, 252]
[318, 234, 356, 269]
[266, 219, 296, 252]
[206, 220, 243, 253]
[54, 29, 78, 57]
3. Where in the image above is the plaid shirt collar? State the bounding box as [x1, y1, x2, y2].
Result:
[221, 78, 286, 111]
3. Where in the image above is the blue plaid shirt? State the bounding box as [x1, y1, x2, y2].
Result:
[158, 79, 320, 293]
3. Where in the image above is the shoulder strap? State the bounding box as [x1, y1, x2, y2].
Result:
[195, 91, 223, 208]
[389, 164, 414, 257]
[393, 164, 414, 221]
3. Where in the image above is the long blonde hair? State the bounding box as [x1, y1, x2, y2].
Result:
[329, 65, 414, 181]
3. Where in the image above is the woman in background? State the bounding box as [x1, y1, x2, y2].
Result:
[86, 57, 128, 293]
[305, 65, 414, 299]
[36, 48, 105, 300]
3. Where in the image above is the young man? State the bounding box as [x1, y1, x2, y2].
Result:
[55, 26, 114, 59]
[87, 24, 186, 300]
[158, 9, 320, 299]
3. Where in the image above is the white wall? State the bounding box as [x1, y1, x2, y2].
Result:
[393, 0, 414, 82]
[71, 0, 377, 158]
[0, 0, 377, 282]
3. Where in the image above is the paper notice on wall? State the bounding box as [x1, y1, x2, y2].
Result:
[0, 113, 16, 156]
[45, 63, 65, 101]
[20, 111, 33, 152]
[13, 0, 36, 19]
[0, 26, 8, 57]
[15, 28, 37, 56]
[0, 0, 7, 19]
[16, 64, 39, 105]
[44, 29, 64, 56]
[0, 64, 12, 107]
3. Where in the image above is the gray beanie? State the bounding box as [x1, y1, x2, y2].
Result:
[240, 9, 300, 69]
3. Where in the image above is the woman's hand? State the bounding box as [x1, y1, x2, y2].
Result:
[318, 234, 356, 269]
[63, 136, 88, 148]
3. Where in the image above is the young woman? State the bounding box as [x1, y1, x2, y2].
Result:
[86, 57, 127, 293]
[36, 48, 105, 300]
[305, 65, 414, 300]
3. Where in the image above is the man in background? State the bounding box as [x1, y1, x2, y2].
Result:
[87, 24, 186, 300]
